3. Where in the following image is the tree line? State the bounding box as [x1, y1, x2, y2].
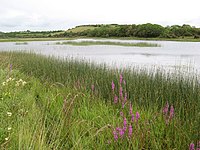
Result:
[65, 24, 200, 38]
[1, 23, 200, 39]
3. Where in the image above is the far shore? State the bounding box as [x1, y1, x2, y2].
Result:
[0, 36, 200, 42]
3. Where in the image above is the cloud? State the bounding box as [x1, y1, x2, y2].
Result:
[0, 0, 200, 31]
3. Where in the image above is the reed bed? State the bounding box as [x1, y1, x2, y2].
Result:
[0, 51, 199, 149]
[55, 41, 160, 47]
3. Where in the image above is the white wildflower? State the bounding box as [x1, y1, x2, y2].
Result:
[2, 82, 6, 86]
[5, 137, 9, 141]
[22, 81, 27, 86]
[8, 127, 12, 131]
[7, 112, 12, 117]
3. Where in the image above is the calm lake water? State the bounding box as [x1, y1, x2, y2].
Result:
[1, 39, 200, 73]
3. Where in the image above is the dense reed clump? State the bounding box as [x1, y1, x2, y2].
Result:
[55, 41, 160, 47]
[0, 51, 199, 149]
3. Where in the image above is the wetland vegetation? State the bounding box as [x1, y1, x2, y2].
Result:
[55, 41, 160, 47]
[0, 52, 199, 149]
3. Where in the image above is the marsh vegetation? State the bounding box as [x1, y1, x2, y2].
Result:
[0, 52, 199, 149]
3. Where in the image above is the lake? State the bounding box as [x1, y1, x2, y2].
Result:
[1, 39, 200, 73]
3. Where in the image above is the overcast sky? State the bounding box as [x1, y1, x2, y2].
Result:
[0, 0, 200, 32]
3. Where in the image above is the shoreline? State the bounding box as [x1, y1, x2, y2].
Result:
[0, 36, 200, 42]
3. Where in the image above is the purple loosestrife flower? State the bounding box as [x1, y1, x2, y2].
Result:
[123, 80, 126, 85]
[169, 105, 174, 119]
[163, 101, 169, 115]
[136, 112, 140, 122]
[189, 143, 195, 150]
[198, 141, 200, 147]
[128, 124, 132, 138]
[129, 103, 133, 115]
[116, 127, 120, 131]
[131, 114, 134, 122]
[120, 74, 123, 85]
[120, 111, 124, 117]
[122, 102, 125, 109]
[119, 128, 124, 138]
[119, 86, 123, 98]
[123, 118, 127, 131]
[111, 81, 115, 92]
[113, 130, 118, 141]
[114, 95, 118, 104]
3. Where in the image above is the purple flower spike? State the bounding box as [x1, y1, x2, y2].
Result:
[163, 101, 169, 115]
[189, 143, 195, 150]
[128, 124, 132, 138]
[119, 86, 123, 98]
[114, 95, 118, 104]
[120, 74, 123, 84]
[131, 114, 134, 122]
[123, 118, 127, 129]
[113, 130, 118, 141]
[119, 128, 124, 138]
[120, 111, 124, 117]
[136, 112, 140, 122]
[169, 105, 174, 119]
[111, 81, 115, 91]
[123, 80, 126, 85]
[129, 103, 133, 115]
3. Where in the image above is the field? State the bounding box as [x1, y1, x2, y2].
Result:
[0, 52, 199, 149]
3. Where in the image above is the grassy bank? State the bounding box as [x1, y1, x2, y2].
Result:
[55, 41, 160, 47]
[0, 52, 199, 149]
[0, 38, 74, 42]
[1, 36, 200, 43]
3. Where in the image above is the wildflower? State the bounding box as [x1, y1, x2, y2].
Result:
[131, 114, 134, 122]
[22, 81, 27, 86]
[169, 105, 174, 119]
[128, 124, 132, 138]
[120, 111, 123, 117]
[129, 103, 133, 115]
[120, 74, 123, 84]
[2, 82, 6, 86]
[7, 112, 12, 117]
[114, 95, 118, 104]
[119, 86, 123, 98]
[163, 101, 169, 115]
[8, 127, 12, 131]
[122, 102, 125, 108]
[5, 137, 9, 141]
[123, 117, 127, 131]
[113, 130, 118, 141]
[111, 81, 115, 91]
[136, 112, 140, 122]
[119, 128, 124, 138]
[189, 143, 195, 150]
[123, 80, 126, 85]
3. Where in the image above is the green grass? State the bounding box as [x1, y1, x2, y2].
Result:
[0, 52, 199, 149]
[55, 41, 160, 47]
